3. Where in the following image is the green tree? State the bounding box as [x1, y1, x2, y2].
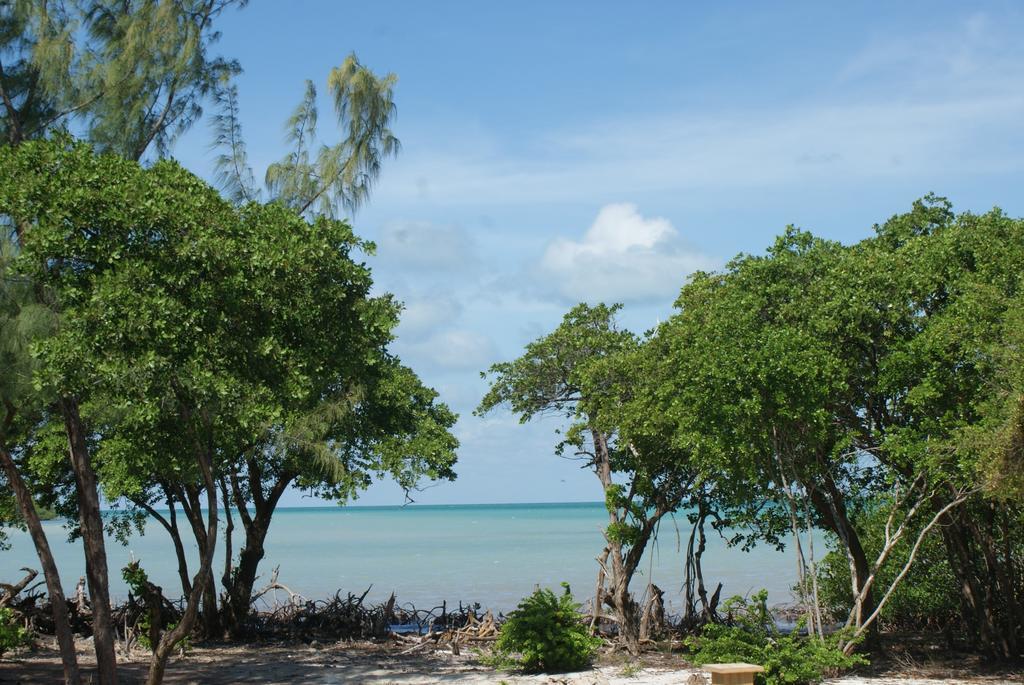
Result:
[655, 197, 1024, 657]
[0, 231, 78, 683]
[790, 197, 1022, 655]
[207, 357, 458, 638]
[150, 46, 406, 643]
[478, 304, 693, 654]
[0, 138, 456, 684]
[860, 200, 1024, 656]
[1, 137, 233, 684]
[653, 230, 878, 642]
[6, 7, 411, 680]
[2, 5, 245, 682]
[204, 50, 408, 637]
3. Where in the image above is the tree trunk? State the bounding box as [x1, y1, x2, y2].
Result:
[61, 397, 118, 685]
[133, 494, 192, 599]
[219, 477, 233, 593]
[175, 483, 222, 638]
[605, 557, 640, 655]
[166, 499, 192, 600]
[589, 429, 641, 654]
[145, 438, 219, 685]
[200, 574, 220, 638]
[223, 525, 266, 636]
[999, 509, 1024, 650]
[0, 437, 81, 685]
[221, 470, 293, 637]
[940, 504, 1020, 659]
[693, 503, 712, 617]
[809, 485, 876, 643]
[978, 508, 1020, 657]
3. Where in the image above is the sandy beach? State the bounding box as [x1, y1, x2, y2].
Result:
[2, 640, 1020, 685]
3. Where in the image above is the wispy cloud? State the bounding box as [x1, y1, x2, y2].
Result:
[373, 13, 1024, 208]
[377, 95, 1023, 208]
[397, 329, 499, 371]
[395, 293, 463, 341]
[837, 12, 1013, 91]
[377, 220, 477, 271]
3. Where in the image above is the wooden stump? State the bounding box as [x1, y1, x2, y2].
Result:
[703, 662, 765, 685]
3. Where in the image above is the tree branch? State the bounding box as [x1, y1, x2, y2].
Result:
[845, 487, 978, 654]
[0, 57, 24, 144]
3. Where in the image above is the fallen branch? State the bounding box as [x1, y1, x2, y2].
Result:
[251, 566, 307, 608]
[0, 567, 38, 607]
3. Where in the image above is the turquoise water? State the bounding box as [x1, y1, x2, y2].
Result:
[0, 502, 802, 613]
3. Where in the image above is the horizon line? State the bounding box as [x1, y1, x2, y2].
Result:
[96, 499, 606, 513]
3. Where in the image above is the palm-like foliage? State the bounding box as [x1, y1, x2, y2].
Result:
[4, 0, 244, 160]
[263, 80, 320, 211]
[209, 80, 257, 203]
[214, 53, 399, 217]
[76, 0, 243, 160]
[0, 3, 59, 146]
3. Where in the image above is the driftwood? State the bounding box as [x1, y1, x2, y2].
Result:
[240, 592, 491, 643]
[231, 566, 501, 643]
[74, 576, 87, 613]
[2, 567, 502, 654]
[639, 583, 666, 641]
[4, 561, 737, 653]
[230, 564, 489, 643]
[441, 609, 499, 655]
[2, 569, 88, 638]
[0, 564, 190, 651]
[250, 565, 307, 608]
[589, 546, 610, 632]
[398, 608, 499, 656]
[0, 568, 38, 608]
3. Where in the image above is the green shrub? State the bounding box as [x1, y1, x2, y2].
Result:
[488, 583, 602, 673]
[685, 591, 866, 685]
[0, 607, 30, 656]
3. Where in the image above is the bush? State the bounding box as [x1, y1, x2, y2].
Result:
[0, 607, 30, 656]
[488, 583, 602, 673]
[685, 591, 866, 685]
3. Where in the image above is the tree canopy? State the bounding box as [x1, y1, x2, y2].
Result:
[0, 136, 458, 679]
[486, 196, 1024, 658]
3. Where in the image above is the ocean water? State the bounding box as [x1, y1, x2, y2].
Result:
[0, 502, 804, 613]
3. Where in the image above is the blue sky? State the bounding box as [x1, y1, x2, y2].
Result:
[170, 1, 1024, 506]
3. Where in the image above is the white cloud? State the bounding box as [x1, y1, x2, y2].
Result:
[538, 203, 718, 304]
[377, 221, 476, 271]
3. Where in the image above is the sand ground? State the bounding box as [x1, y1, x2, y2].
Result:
[1, 639, 1020, 684]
